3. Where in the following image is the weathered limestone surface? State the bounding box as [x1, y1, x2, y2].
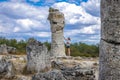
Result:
[0, 44, 16, 55]
[48, 7, 66, 57]
[32, 70, 95, 80]
[0, 44, 8, 54]
[0, 55, 98, 80]
[100, 0, 120, 80]
[26, 38, 51, 73]
[101, 0, 120, 42]
[32, 61, 95, 80]
[32, 57, 98, 80]
[7, 46, 16, 54]
[0, 58, 15, 79]
[32, 70, 66, 80]
[99, 40, 120, 80]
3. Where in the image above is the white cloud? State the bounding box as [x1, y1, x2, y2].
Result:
[81, 0, 100, 17]
[80, 39, 100, 43]
[0, 2, 50, 33]
[52, 1, 100, 44]
[0, 31, 50, 38]
[13, 27, 20, 32]
[16, 19, 33, 30]
[89, 35, 100, 40]
[29, 0, 40, 3]
[0, 25, 7, 32]
[65, 24, 100, 37]
[52, 2, 100, 25]
[81, 27, 95, 34]
[9, 0, 25, 2]
[28, 32, 51, 37]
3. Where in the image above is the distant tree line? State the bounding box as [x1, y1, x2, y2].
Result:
[70, 42, 99, 57]
[0, 37, 99, 57]
[0, 37, 26, 54]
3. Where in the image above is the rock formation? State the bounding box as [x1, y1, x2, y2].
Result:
[32, 69, 95, 80]
[100, 0, 120, 80]
[48, 7, 66, 57]
[32, 60, 96, 80]
[26, 38, 51, 73]
[32, 70, 66, 80]
[0, 54, 98, 80]
[7, 46, 16, 54]
[0, 44, 8, 54]
[0, 44, 16, 55]
[0, 58, 15, 79]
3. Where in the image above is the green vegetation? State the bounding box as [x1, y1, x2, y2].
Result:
[0, 37, 27, 55]
[70, 42, 99, 57]
[0, 37, 99, 57]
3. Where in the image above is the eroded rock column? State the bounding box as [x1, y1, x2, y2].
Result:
[48, 7, 66, 57]
[100, 0, 120, 80]
[26, 38, 51, 73]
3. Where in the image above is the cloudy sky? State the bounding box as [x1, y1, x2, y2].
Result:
[0, 0, 100, 44]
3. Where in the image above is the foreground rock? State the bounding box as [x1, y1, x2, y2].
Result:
[32, 70, 66, 80]
[0, 44, 16, 55]
[48, 7, 66, 57]
[32, 65, 95, 80]
[32, 57, 98, 80]
[0, 55, 98, 80]
[100, 0, 120, 80]
[26, 38, 51, 73]
[0, 57, 15, 79]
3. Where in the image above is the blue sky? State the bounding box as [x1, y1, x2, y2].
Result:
[0, 0, 100, 44]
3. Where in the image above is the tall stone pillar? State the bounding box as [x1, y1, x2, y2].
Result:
[48, 7, 66, 57]
[100, 0, 120, 80]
